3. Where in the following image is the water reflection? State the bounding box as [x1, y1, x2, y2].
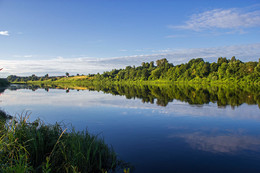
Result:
[6, 83, 260, 108]
[170, 132, 260, 154]
[1, 84, 260, 172]
[2, 84, 259, 121]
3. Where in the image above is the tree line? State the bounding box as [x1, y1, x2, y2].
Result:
[7, 72, 73, 83]
[7, 57, 260, 84]
[93, 57, 260, 83]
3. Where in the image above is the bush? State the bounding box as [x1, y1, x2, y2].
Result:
[0, 113, 128, 173]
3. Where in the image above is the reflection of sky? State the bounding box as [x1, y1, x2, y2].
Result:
[1, 88, 259, 120]
[169, 132, 260, 154]
[1, 88, 260, 172]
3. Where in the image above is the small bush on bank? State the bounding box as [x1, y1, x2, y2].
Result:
[0, 113, 128, 173]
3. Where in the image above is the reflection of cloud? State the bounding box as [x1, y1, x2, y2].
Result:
[0, 43, 260, 77]
[2, 88, 260, 121]
[170, 132, 260, 154]
[172, 8, 260, 31]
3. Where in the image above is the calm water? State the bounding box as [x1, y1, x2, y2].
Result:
[1, 84, 260, 173]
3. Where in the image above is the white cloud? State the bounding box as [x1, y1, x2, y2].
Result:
[134, 48, 153, 52]
[172, 8, 260, 31]
[13, 55, 33, 58]
[152, 48, 173, 53]
[119, 49, 128, 52]
[165, 35, 186, 38]
[0, 31, 9, 36]
[0, 43, 259, 77]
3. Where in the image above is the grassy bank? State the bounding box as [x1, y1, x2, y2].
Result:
[0, 112, 129, 173]
[9, 74, 260, 87]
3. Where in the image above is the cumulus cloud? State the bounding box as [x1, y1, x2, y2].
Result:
[0, 31, 9, 36]
[172, 8, 260, 31]
[0, 43, 259, 77]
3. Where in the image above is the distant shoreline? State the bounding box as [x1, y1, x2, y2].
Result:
[6, 57, 260, 86]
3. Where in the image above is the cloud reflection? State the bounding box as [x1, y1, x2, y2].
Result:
[1, 87, 259, 121]
[170, 132, 260, 154]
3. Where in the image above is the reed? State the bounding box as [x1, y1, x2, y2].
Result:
[0, 112, 128, 173]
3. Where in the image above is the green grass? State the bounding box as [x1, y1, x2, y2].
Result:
[0, 110, 12, 120]
[0, 112, 129, 173]
[14, 75, 260, 86]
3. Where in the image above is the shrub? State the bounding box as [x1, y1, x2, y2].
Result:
[0, 113, 127, 173]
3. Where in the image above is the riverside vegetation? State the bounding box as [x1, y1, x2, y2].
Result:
[0, 111, 130, 173]
[6, 57, 260, 85]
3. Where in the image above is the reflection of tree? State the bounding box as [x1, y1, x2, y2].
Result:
[81, 84, 260, 108]
[8, 84, 40, 91]
[0, 87, 6, 94]
[7, 84, 260, 108]
[97, 84, 260, 108]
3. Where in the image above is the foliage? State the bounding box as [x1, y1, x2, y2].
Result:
[6, 57, 260, 85]
[0, 110, 12, 120]
[0, 112, 128, 173]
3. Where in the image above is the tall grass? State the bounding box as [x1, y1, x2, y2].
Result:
[0, 112, 128, 173]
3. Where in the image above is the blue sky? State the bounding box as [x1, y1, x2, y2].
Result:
[1, 0, 260, 76]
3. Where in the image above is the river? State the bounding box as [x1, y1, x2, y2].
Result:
[1, 84, 260, 172]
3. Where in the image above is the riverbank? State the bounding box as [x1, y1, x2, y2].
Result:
[0, 112, 129, 173]
[8, 74, 260, 86]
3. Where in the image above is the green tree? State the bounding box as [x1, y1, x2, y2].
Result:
[217, 57, 229, 64]
[230, 56, 236, 62]
[141, 69, 149, 80]
[218, 62, 228, 79]
[254, 59, 260, 74]
[156, 58, 168, 67]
